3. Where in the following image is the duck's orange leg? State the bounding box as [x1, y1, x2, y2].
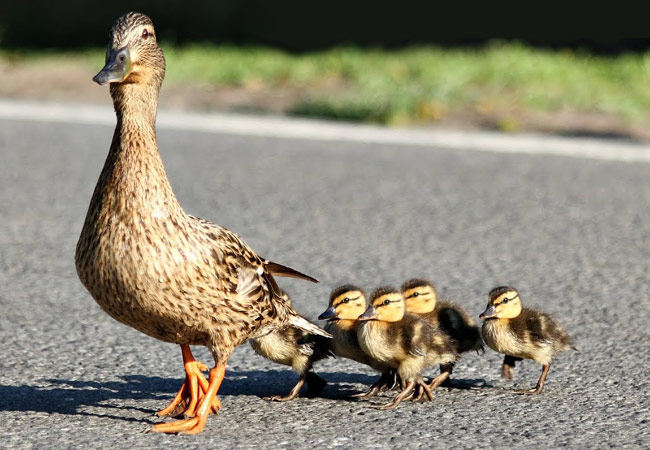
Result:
[153, 364, 226, 434]
[157, 345, 220, 417]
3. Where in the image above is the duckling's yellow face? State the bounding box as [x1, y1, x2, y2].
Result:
[332, 290, 367, 320]
[480, 288, 522, 320]
[403, 283, 437, 314]
[318, 289, 366, 321]
[93, 12, 165, 86]
[359, 290, 405, 323]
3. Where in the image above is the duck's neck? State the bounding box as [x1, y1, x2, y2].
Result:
[99, 82, 182, 218]
[112, 82, 159, 129]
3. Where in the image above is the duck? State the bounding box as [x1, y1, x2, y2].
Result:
[75, 12, 329, 434]
[479, 286, 577, 394]
[357, 286, 459, 409]
[249, 290, 332, 402]
[402, 278, 483, 386]
[317, 285, 397, 398]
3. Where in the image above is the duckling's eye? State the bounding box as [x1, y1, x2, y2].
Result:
[142, 29, 150, 40]
[502, 298, 509, 304]
[412, 292, 419, 297]
[382, 299, 391, 306]
[342, 298, 350, 304]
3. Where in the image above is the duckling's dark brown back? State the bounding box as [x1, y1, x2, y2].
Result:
[436, 300, 484, 353]
[400, 313, 459, 365]
[510, 307, 575, 353]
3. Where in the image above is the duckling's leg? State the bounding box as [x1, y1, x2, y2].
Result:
[372, 379, 417, 410]
[157, 345, 220, 417]
[428, 364, 453, 391]
[264, 374, 307, 402]
[387, 371, 402, 391]
[502, 355, 523, 381]
[515, 363, 550, 395]
[153, 364, 226, 434]
[350, 370, 395, 399]
[305, 372, 327, 397]
[410, 377, 434, 402]
[439, 363, 455, 387]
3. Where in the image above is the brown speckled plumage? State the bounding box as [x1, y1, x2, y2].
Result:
[75, 12, 326, 432]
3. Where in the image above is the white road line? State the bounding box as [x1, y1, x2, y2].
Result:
[1, 98, 649, 163]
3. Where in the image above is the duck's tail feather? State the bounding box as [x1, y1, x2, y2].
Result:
[288, 314, 332, 339]
[264, 260, 319, 284]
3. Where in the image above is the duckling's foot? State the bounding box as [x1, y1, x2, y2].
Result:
[153, 365, 226, 435]
[371, 379, 416, 410]
[514, 387, 543, 395]
[350, 371, 395, 399]
[264, 374, 307, 402]
[349, 384, 380, 400]
[157, 345, 220, 417]
[411, 377, 434, 402]
[514, 363, 549, 395]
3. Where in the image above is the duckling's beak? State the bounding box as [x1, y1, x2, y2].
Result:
[358, 305, 378, 321]
[93, 47, 132, 85]
[318, 306, 338, 321]
[479, 305, 497, 320]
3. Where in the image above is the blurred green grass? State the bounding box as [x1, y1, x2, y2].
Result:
[4, 42, 650, 126]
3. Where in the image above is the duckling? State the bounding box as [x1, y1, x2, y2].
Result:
[75, 12, 329, 434]
[249, 291, 331, 402]
[357, 287, 459, 410]
[402, 279, 483, 387]
[480, 286, 577, 394]
[317, 285, 397, 398]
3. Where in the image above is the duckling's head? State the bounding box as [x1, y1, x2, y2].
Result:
[401, 278, 437, 314]
[358, 286, 405, 322]
[93, 12, 165, 88]
[479, 286, 522, 320]
[318, 285, 367, 321]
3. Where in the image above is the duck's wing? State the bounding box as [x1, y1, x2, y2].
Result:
[189, 215, 317, 284]
[236, 264, 331, 339]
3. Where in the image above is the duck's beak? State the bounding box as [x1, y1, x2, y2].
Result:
[93, 47, 132, 85]
[479, 305, 497, 320]
[318, 306, 338, 321]
[358, 305, 378, 321]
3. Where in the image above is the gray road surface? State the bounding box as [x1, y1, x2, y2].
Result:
[0, 111, 649, 449]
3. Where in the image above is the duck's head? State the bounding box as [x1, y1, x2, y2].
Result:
[318, 285, 367, 321]
[358, 286, 405, 322]
[401, 278, 437, 314]
[479, 286, 522, 320]
[93, 12, 165, 87]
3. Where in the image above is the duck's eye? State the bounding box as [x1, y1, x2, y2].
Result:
[412, 292, 419, 297]
[502, 298, 509, 304]
[382, 299, 392, 306]
[142, 29, 150, 40]
[342, 298, 350, 304]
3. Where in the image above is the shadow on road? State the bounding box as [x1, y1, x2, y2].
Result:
[0, 370, 490, 423]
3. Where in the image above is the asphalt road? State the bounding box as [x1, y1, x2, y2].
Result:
[1, 110, 649, 449]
